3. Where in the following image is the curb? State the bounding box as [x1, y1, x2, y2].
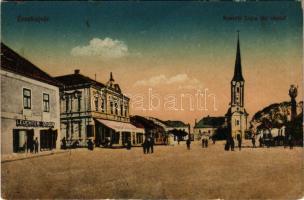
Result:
[1, 150, 69, 163]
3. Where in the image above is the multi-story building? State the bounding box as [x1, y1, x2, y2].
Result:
[55, 70, 144, 147]
[1, 43, 61, 155]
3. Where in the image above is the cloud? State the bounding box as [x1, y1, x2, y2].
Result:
[134, 74, 203, 89]
[71, 37, 129, 59]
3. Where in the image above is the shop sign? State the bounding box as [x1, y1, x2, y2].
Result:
[16, 119, 55, 128]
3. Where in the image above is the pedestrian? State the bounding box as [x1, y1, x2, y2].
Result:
[87, 139, 94, 151]
[186, 138, 191, 150]
[23, 141, 27, 153]
[288, 134, 293, 149]
[62, 137, 66, 149]
[212, 137, 216, 144]
[127, 137, 132, 150]
[225, 139, 230, 151]
[34, 137, 39, 154]
[252, 135, 256, 148]
[150, 136, 154, 153]
[237, 134, 242, 151]
[230, 137, 235, 151]
[146, 137, 151, 153]
[202, 138, 205, 148]
[143, 138, 147, 154]
[259, 136, 263, 147]
[205, 138, 208, 148]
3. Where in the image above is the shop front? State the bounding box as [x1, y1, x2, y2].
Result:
[95, 118, 145, 147]
[11, 119, 58, 153]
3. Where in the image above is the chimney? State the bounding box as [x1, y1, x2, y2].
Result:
[74, 69, 80, 74]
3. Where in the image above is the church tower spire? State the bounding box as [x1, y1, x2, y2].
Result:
[227, 31, 248, 139]
[232, 31, 244, 82]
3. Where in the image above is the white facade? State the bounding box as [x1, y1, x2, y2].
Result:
[193, 127, 216, 140]
[1, 70, 61, 155]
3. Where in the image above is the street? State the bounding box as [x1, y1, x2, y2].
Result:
[1, 141, 303, 199]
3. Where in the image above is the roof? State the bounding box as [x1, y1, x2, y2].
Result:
[225, 107, 248, 117]
[1, 43, 60, 86]
[232, 32, 244, 82]
[96, 118, 144, 133]
[130, 115, 164, 131]
[165, 120, 188, 127]
[55, 71, 105, 89]
[194, 116, 225, 128]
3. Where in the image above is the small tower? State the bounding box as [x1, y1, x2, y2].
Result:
[107, 72, 115, 87]
[226, 31, 248, 139]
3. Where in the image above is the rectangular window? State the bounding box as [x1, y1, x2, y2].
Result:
[110, 102, 114, 114]
[101, 99, 105, 112]
[124, 106, 127, 116]
[43, 93, 50, 112]
[115, 103, 118, 115]
[23, 88, 31, 109]
[65, 98, 69, 112]
[95, 97, 98, 111]
[78, 96, 81, 111]
[78, 122, 82, 138]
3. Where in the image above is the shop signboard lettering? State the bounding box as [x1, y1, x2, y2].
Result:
[16, 119, 55, 128]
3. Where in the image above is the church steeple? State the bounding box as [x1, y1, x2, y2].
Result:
[232, 31, 244, 82]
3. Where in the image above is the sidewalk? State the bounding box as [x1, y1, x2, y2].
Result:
[1, 149, 68, 163]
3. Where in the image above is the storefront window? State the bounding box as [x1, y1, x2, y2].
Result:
[23, 88, 31, 109]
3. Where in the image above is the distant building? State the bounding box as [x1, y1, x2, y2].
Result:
[225, 32, 248, 139]
[1, 43, 61, 155]
[162, 120, 190, 141]
[193, 116, 226, 140]
[130, 116, 190, 145]
[55, 70, 144, 147]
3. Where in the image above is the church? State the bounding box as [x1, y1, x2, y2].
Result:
[194, 32, 249, 140]
[225, 32, 248, 139]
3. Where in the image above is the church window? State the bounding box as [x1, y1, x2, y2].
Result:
[236, 120, 240, 126]
[237, 87, 240, 92]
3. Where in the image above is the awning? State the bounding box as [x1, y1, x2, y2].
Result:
[95, 119, 145, 133]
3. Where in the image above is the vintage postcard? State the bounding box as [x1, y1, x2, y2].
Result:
[1, 1, 303, 199]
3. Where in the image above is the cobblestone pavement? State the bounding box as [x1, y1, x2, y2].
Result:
[1, 141, 303, 199]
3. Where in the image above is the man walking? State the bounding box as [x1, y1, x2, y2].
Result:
[237, 134, 242, 151]
[150, 136, 154, 153]
[186, 138, 191, 150]
[252, 134, 256, 148]
[34, 137, 39, 154]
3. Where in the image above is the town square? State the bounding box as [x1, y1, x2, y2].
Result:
[1, 1, 303, 199]
[2, 141, 303, 199]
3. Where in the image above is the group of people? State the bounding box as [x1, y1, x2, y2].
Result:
[61, 137, 95, 150]
[142, 136, 154, 154]
[24, 137, 39, 154]
[225, 134, 242, 151]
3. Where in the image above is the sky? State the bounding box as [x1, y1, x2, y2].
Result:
[1, 1, 303, 125]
